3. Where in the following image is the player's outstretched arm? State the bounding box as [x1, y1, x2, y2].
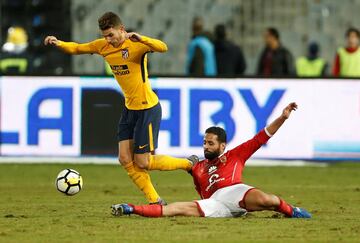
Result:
[266, 102, 297, 136]
[44, 35, 97, 55]
[230, 102, 298, 162]
[126, 32, 168, 52]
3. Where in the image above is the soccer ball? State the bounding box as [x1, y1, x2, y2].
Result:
[55, 169, 83, 196]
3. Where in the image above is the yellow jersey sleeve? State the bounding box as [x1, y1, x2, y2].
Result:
[57, 36, 167, 111]
[57, 39, 106, 55]
[139, 35, 168, 53]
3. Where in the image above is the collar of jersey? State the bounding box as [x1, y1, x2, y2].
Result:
[118, 39, 131, 49]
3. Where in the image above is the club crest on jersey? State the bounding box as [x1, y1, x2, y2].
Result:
[121, 48, 129, 59]
[208, 165, 218, 175]
[220, 155, 227, 163]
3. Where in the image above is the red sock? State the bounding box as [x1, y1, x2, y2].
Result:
[132, 204, 163, 217]
[276, 198, 293, 217]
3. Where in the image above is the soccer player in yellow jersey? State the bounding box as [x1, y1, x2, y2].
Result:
[44, 12, 196, 205]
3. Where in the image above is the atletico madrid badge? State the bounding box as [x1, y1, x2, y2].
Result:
[121, 48, 129, 59]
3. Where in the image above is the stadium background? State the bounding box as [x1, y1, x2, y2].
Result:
[1, 0, 359, 161]
[1, 0, 360, 75]
[1, 1, 360, 242]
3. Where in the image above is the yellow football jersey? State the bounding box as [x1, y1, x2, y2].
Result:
[57, 36, 167, 110]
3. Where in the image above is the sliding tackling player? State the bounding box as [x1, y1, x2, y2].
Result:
[112, 102, 311, 218]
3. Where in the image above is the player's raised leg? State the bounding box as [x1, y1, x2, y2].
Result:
[133, 103, 193, 172]
[135, 153, 194, 171]
[240, 188, 311, 218]
[111, 201, 201, 217]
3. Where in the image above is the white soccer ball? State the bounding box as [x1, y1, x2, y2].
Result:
[55, 169, 83, 196]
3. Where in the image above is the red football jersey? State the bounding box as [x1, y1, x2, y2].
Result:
[191, 129, 270, 199]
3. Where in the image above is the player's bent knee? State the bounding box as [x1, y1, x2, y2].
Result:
[118, 154, 132, 166]
[133, 160, 149, 170]
[185, 203, 202, 217]
[133, 154, 150, 169]
[256, 194, 274, 208]
[180, 202, 202, 217]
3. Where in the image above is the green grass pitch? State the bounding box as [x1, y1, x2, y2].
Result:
[0, 162, 359, 242]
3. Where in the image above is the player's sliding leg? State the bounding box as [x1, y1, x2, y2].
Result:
[162, 202, 202, 216]
[135, 153, 196, 171]
[111, 202, 201, 217]
[118, 141, 162, 204]
[240, 189, 311, 218]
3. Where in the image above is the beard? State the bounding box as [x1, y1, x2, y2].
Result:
[204, 149, 221, 161]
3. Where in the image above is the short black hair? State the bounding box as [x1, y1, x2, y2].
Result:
[267, 27, 280, 40]
[215, 24, 226, 40]
[98, 12, 122, 30]
[205, 126, 227, 143]
[345, 27, 360, 38]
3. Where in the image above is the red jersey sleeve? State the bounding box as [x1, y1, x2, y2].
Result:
[229, 129, 271, 163]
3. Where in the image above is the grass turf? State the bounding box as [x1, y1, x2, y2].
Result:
[0, 162, 359, 242]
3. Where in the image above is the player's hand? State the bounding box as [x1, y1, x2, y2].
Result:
[282, 102, 298, 119]
[44, 36, 59, 46]
[126, 32, 142, 42]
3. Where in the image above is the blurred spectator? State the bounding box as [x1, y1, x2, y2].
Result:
[186, 17, 217, 76]
[1, 26, 30, 74]
[214, 24, 246, 76]
[257, 27, 294, 76]
[296, 42, 327, 77]
[332, 27, 360, 77]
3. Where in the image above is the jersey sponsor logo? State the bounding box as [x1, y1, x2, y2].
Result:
[121, 48, 129, 59]
[110, 65, 130, 76]
[208, 165, 217, 174]
[205, 173, 225, 192]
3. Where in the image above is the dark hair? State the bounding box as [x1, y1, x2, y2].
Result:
[267, 27, 280, 40]
[308, 42, 319, 56]
[215, 24, 226, 40]
[98, 12, 122, 30]
[345, 27, 360, 38]
[205, 126, 227, 143]
[192, 16, 204, 34]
